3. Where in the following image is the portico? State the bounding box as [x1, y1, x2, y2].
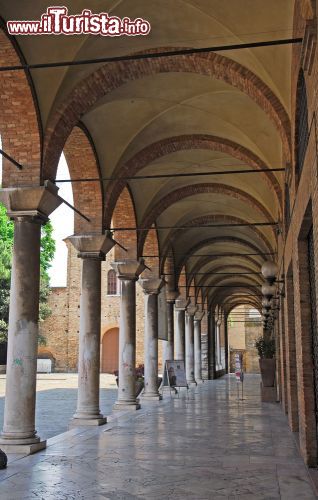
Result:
[0, 2, 318, 497]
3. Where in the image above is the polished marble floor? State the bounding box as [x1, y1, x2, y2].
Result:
[0, 375, 317, 499]
[0, 374, 118, 439]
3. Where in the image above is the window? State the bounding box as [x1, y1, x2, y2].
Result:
[295, 69, 309, 179]
[107, 269, 117, 295]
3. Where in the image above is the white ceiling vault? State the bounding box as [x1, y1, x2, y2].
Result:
[0, 0, 295, 309]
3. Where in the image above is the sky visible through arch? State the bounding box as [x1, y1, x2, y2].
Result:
[0, 144, 74, 287]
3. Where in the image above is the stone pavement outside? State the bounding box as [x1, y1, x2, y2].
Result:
[0, 374, 118, 440]
[0, 374, 317, 499]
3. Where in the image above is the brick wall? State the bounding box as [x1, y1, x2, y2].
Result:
[279, 0, 318, 467]
[40, 242, 166, 372]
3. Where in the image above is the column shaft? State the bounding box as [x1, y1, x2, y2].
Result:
[1, 218, 43, 446]
[163, 302, 174, 365]
[115, 278, 139, 409]
[143, 293, 161, 399]
[194, 320, 203, 383]
[185, 313, 196, 384]
[175, 308, 185, 360]
[73, 258, 105, 424]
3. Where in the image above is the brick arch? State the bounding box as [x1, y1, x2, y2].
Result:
[163, 249, 177, 291]
[195, 287, 204, 306]
[138, 183, 275, 256]
[208, 285, 260, 308]
[188, 277, 196, 303]
[211, 292, 261, 310]
[143, 225, 160, 277]
[111, 186, 138, 260]
[196, 272, 262, 292]
[188, 255, 262, 287]
[190, 264, 263, 295]
[176, 235, 268, 281]
[198, 267, 262, 296]
[178, 265, 187, 299]
[161, 214, 275, 259]
[104, 134, 282, 225]
[0, 27, 41, 187]
[43, 50, 291, 179]
[223, 298, 261, 313]
[63, 124, 103, 233]
[205, 293, 262, 312]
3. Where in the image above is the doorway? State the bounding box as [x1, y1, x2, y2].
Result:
[101, 327, 119, 373]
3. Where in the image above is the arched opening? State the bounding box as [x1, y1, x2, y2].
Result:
[227, 306, 262, 373]
[101, 327, 119, 374]
[49, 153, 74, 287]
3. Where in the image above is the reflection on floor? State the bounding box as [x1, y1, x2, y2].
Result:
[0, 375, 317, 499]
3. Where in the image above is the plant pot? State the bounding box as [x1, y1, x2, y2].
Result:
[135, 380, 144, 398]
[259, 358, 276, 387]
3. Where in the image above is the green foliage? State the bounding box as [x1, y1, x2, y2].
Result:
[0, 203, 55, 345]
[255, 336, 276, 359]
[0, 204, 13, 280]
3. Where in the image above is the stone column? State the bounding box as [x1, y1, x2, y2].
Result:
[69, 234, 115, 426]
[215, 318, 221, 371]
[194, 311, 205, 383]
[0, 182, 62, 454]
[139, 278, 164, 401]
[163, 290, 179, 367]
[208, 311, 216, 379]
[174, 298, 189, 361]
[111, 260, 146, 410]
[185, 304, 198, 385]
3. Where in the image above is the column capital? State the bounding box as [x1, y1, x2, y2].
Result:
[139, 277, 164, 295]
[0, 180, 62, 223]
[67, 232, 115, 260]
[175, 297, 190, 311]
[166, 290, 180, 304]
[194, 311, 205, 322]
[111, 259, 146, 280]
[186, 304, 198, 317]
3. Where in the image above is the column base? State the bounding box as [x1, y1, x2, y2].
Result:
[0, 437, 46, 455]
[113, 401, 141, 411]
[142, 393, 163, 401]
[69, 416, 107, 428]
[196, 378, 203, 384]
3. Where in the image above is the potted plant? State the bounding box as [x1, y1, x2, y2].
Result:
[255, 336, 276, 387]
[135, 364, 145, 397]
[114, 364, 145, 398]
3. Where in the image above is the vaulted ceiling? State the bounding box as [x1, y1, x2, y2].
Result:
[0, 0, 295, 309]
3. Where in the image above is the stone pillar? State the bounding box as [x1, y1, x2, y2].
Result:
[69, 234, 115, 426]
[208, 311, 216, 379]
[215, 318, 221, 371]
[139, 278, 164, 401]
[0, 182, 61, 454]
[194, 311, 205, 383]
[174, 298, 189, 361]
[185, 304, 198, 385]
[163, 290, 179, 367]
[111, 260, 146, 410]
